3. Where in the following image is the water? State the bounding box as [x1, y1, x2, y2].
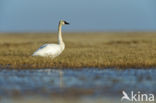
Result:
[0, 68, 155, 103]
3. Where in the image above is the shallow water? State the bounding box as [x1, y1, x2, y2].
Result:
[0, 68, 155, 103]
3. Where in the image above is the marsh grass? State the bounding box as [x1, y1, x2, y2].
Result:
[0, 32, 156, 69]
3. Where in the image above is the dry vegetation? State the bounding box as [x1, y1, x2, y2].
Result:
[0, 32, 156, 69]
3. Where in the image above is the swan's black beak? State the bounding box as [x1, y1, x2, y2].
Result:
[64, 21, 70, 25]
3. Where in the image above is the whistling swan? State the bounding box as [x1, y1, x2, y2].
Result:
[32, 20, 69, 58]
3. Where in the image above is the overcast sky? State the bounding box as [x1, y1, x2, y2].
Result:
[0, 0, 156, 32]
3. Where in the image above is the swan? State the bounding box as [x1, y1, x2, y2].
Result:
[32, 20, 69, 58]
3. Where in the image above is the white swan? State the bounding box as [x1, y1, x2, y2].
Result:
[32, 20, 69, 58]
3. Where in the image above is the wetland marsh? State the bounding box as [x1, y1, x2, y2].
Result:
[0, 32, 156, 103]
[0, 32, 156, 69]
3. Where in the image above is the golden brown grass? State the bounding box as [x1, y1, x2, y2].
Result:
[0, 32, 156, 69]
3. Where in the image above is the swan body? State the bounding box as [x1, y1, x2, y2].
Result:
[32, 43, 65, 58]
[32, 20, 69, 58]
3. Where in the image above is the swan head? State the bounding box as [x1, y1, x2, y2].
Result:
[59, 20, 70, 25]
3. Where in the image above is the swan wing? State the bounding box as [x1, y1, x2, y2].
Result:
[33, 44, 62, 57]
[38, 44, 48, 50]
[33, 44, 49, 54]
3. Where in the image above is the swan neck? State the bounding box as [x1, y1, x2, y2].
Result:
[58, 23, 64, 44]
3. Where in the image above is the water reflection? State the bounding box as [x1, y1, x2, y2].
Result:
[0, 68, 155, 97]
[59, 70, 64, 88]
